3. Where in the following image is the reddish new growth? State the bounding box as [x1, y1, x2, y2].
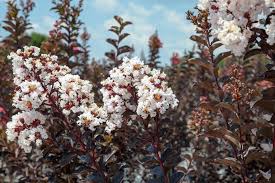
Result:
[42, 20, 63, 54]
[0, 106, 8, 127]
[222, 64, 255, 104]
[201, 48, 211, 61]
[187, 96, 212, 133]
[171, 52, 181, 65]
[149, 33, 163, 49]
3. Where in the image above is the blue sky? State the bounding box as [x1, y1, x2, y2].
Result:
[0, 0, 197, 65]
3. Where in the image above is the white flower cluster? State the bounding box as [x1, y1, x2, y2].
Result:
[266, 15, 275, 45]
[101, 57, 178, 133]
[197, 0, 274, 56]
[77, 104, 107, 131]
[13, 81, 46, 111]
[8, 46, 70, 86]
[6, 111, 48, 153]
[137, 70, 178, 119]
[57, 74, 94, 115]
[6, 46, 100, 152]
[7, 47, 178, 150]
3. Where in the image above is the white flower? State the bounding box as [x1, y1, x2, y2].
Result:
[13, 81, 47, 111]
[101, 57, 178, 132]
[217, 20, 252, 56]
[136, 69, 178, 119]
[58, 74, 94, 115]
[266, 15, 275, 45]
[198, 0, 210, 10]
[77, 104, 107, 131]
[6, 111, 48, 153]
[199, 0, 273, 56]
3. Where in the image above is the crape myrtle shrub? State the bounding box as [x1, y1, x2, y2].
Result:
[0, 0, 275, 183]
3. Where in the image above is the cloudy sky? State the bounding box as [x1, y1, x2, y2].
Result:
[0, 0, 197, 64]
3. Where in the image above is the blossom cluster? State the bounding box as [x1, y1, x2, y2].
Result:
[187, 97, 212, 133]
[58, 74, 94, 115]
[198, 0, 275, 56]
[6, 46, 99, 152]
[6, 111, 48, 153]
[6, 46, 178, 151]
[101, 57, 178, 133]
[222, 64, 255, 104]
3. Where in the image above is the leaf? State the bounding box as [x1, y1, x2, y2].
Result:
[60, 153, 76, 167]
[73, 165, 89, 174]
[261, 70, 275, 83]
[2, 26, 14, 34]
[3, 20, 16, 29]
[258, 127, 273, 138]
[214, 51, 232, 65]
[151, 166, 164, 177]
[87, 172, 104, 183]
[254, 99, 275, 113]
[241, 122, 272, 135]
[261, 87, 275, 100]
[175, 166, 188, 174]
[146, 144, 155, 153]
[161, 147, 172, 162]
[122, 21, 132, 27]
[260, 170, 271, 180]
[183, 154, 192, 163]
[169, 172, 184, 183]
[211, 37, 219, 44]
[118, 33, 130, 42]
[105, 51, 116, 61]
[140, 156, 158, 166]
[190, 35, 207, 46]
[188, 58, 213, 73]
[212, 158, 241, 171]
[260, 143, 273, 152]
[245, 151, 269, 165]
[114, 15, 123, 25]
[109, 26, 120, 35]
[202, 128, 241, 148]
[118, 45, 133, 55]
[147, 178, 162, 183]
[244, 49, 262, 60]
[104, 149, 118, 165]
[106, 38, 118, 48]
[79, 154, 91, 164]
[112, 170, 124, 183]
[209, 43, 223, 53]
[216, 102, 240, 123]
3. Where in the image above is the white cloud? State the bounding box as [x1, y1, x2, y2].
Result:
[31, 16, 55, 34]
[128, 2, 152, 17]
[153, 4, 195, 33]
[92, 0, 118, 12]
